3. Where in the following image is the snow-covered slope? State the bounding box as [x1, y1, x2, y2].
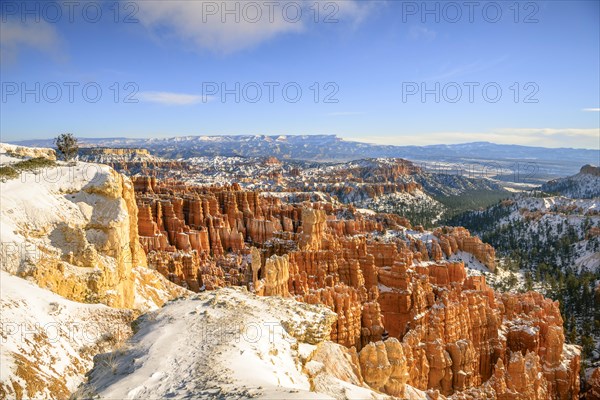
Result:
[0, 271, 134, 399]
[74, 287, 428, 400]
[357, 190, 445, 226]
[0, 144, 187, 309]
[0, 159, 141, 307]
[452, 195, 600, 273]
[541, 164, 600, 199]
[0, 144, 190, 398]
[500, 196, 599, 272]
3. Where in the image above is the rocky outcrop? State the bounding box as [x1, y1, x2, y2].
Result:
[434, 227, 496, 271]
[583, 367, 600, 399]
[1, 164, 138, 307]
[299, 207, 327, 250]
[0, 159, 194, 399]
[580, 164, 600, 176]
[0, 142, 56, 160]
[358, 339, 409, 396]
[0, 162, 187, 310]
[262, 254, 290, 297]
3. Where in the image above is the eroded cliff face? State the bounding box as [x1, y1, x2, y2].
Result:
[433, 226, 496, 271]
[0, 162, 184, 310]
[0, 154, 191, 399]
[129, 177, 581, 399]
[289, 209, 579, 399]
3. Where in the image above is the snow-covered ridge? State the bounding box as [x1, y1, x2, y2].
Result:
[541, 164, 600, 199]
[74, 287, 428, 400]
[0, 160, 141, 304]
[0, 142, 56, 162]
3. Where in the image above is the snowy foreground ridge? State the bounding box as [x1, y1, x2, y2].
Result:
[74, 287, 428, 399]
[0, 271, 134, 398]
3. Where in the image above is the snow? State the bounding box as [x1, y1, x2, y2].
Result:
[355, 208, 376, 215]
[449, 251, 489, 274]
[575, 246, 600, 272]
[508, 320, 540, 336]
[0, 153, 22, 165]
[0, 271, 133, 399]
[406, 230, 435, 243]
[541, 168, 600, 199]
[74, 287, 414, 399]
[0, 161, 122, 275]
[488, 194, 600, 273]
[378, 283, 394, 293]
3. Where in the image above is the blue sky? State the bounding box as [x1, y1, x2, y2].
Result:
[1, 0, 599, 148]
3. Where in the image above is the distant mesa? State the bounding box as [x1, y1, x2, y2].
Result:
[540, 164, 600, 199]
[580, 164, 600, 176]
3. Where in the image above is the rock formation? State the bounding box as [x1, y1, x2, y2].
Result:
[0, 151, 191, 399]
[263, 254, 290, 297]
[0, 163, 160, 308]
[583, 367, 600, 399]
[358, 339, 409, 396]
[434, 226, 496, 271]
[126, 176, 581, 399]
[0, 142, 56, 160]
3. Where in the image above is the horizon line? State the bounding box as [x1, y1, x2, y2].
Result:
[4, 134, 599, 152]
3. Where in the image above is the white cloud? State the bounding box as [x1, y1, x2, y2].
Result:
[138, 91, 207, 105]
[134, 0, 371, 53]
[0, 20, 64, 64]
[350, 128, 600, 149]
[494, 128, 599, 138]
[583, 108, 600, 112]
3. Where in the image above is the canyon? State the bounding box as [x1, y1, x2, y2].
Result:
[127, 175, 581, 399]
[0, 144, 594, 399]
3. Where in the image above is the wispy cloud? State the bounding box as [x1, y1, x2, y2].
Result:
[350, 127, 600, 149]
[138, 91, 207, 105]
[0, 20, 65, 65]
[495, 128, 599, 138]
[134, 0, 372, 54]
[583, 108, 600, 112]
